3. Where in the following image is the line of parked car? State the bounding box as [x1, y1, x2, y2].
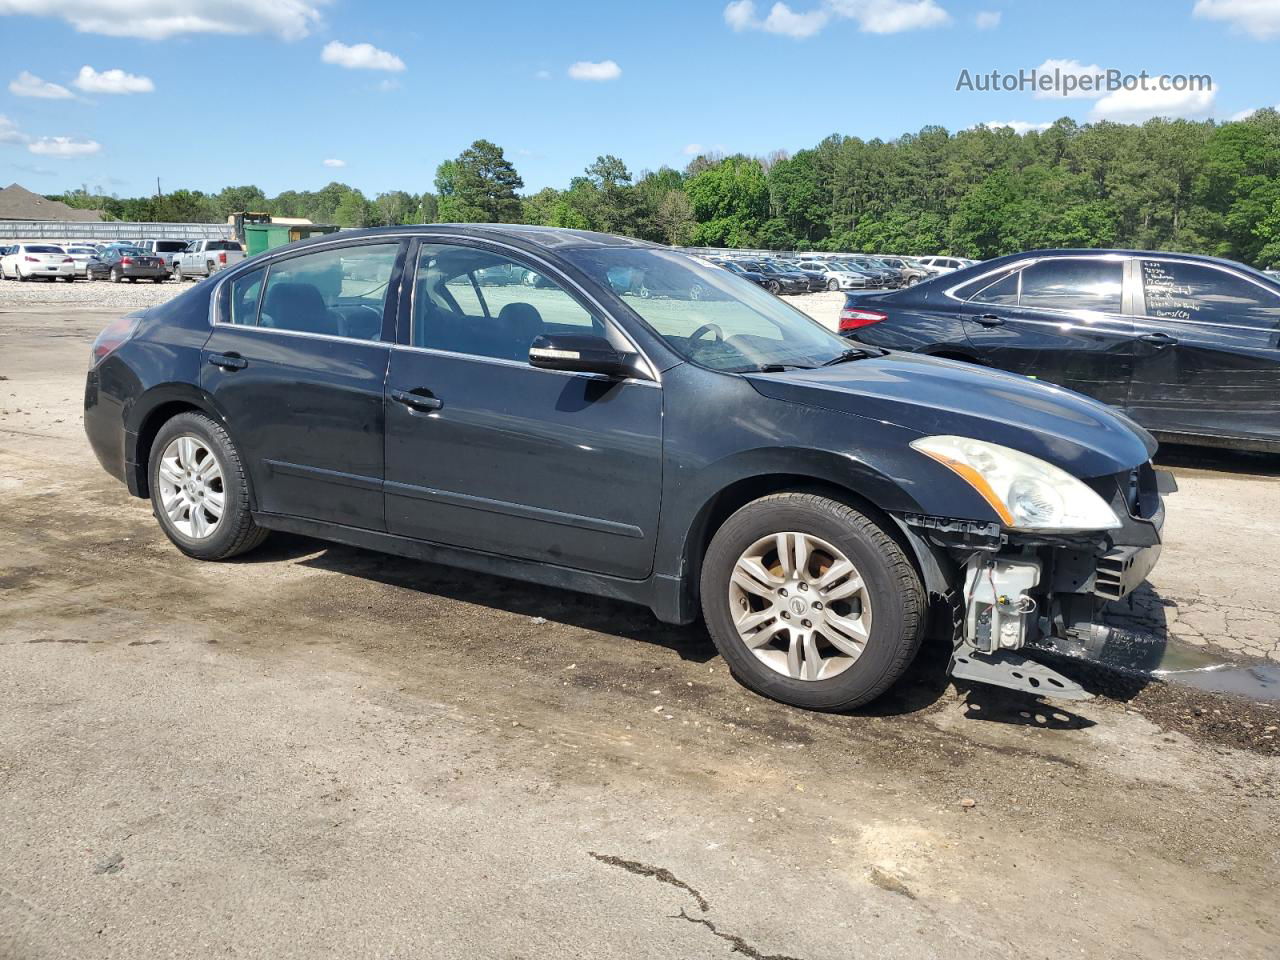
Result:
[703, 251, 978, 295]
[0, 239, 245, 284]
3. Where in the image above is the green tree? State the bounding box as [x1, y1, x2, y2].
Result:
[333, 189, 373, 227]
[435, 140, 524, 223]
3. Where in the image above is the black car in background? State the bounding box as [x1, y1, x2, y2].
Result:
[738, 259, 810, 294]
[712, 258, 772, 290]
[85, 225, 1166, 711]
[88, 246, 168, 283]
[780, 261, 828, 292]
[841, 249, 1280, 451]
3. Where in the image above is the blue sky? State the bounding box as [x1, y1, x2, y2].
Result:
[1, 0, 1278, 199]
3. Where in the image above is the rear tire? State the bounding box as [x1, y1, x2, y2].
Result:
[700, 493, 924, 711]
[148, 412, 269, 561]
[110, 267, 122, 283]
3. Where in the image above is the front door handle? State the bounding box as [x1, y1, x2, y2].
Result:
[1139, 332, 1179, 347]
[391, 388, 443, 412]
[208, 352, 247, 371]
[967, 314, 1006, 327]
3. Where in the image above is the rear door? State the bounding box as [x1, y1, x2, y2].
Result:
[200, 239, 406, 529]
[957, 256, 1136, 408]
[383, 239, 663, 579]
[1129, 257, 1280, 444]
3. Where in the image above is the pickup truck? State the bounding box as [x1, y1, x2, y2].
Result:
[172, 239, 245, 281]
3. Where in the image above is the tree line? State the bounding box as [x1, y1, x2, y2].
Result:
[51, 111, 1280, 266]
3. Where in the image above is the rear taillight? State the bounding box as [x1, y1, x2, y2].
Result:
[62, 257, 73, 264]
[121, 257, 133, 265]
[838, 307, 888, 332]
[91, 314, 142, 366]
[218, 252, 228, 264]
[24, 255, 38, 262]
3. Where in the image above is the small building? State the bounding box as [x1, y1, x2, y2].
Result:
[0, 183, 103, 222]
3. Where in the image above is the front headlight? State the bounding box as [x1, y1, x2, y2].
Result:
[911, 435, 1121, 532]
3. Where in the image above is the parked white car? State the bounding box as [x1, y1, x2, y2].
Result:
[793, 259, 878, 291]
[914, 256, 977, 275]
[0, 243, 76, 281]
[64, 245, 101, 278]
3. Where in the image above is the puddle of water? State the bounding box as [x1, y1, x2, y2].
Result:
[1153, 662, 1280, 701]
[1042, 629, 1280, 704]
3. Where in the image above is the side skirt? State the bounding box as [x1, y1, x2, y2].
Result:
[251, 511, 683, 622]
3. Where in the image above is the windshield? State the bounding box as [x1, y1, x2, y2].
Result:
[561, 247, 853, 373]
[26, 245, 64, 254]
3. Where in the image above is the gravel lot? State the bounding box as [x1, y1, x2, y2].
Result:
[0, 274, 198, 310]
[2, 286, 1279, 959]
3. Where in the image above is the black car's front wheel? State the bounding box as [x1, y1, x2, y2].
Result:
[701, 493, 924, 711]
[766, 279, 781, 295]
[148, 412, 268, 561]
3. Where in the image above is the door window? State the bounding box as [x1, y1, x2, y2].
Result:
[228, 267, 264, 325]
[412, 244, 605, 362]
[1141, 260, 1280, 330]
[965, 270, 1020, 306]
[1017, 259, 1122, 313]
[257, 243, 398, 340]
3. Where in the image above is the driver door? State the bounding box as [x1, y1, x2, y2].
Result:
[383, 240, 664, 579]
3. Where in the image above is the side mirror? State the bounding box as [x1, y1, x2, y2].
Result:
[528, 333, 647, 380]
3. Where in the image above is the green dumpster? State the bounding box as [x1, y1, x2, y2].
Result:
[243, 222, 340, 256]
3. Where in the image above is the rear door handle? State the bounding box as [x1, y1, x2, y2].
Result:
[391, 388, 443, 412]
[207, 352, 247, 371]
[967, 314, 1006, 327]
[1139, 332, 1179, 347]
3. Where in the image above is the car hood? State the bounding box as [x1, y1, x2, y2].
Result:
[745, 351, 1155, 478]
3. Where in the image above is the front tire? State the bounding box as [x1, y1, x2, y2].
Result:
[173, 264, 184, 282]
[766, 279, 781, 295]
[148, 412, 269, 561]
[700, 493, 924, 711]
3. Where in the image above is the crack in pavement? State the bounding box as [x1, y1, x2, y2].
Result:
[588, 852, 709, 912]
[673, 908, 804, 960]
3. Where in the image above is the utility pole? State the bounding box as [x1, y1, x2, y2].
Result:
[156, 177, 162, 199]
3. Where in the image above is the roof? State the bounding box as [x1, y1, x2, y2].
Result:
[293, 223, 662, 252]
[0, 183, 104, 222]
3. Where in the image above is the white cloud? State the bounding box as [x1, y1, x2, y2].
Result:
[321, 41, 405, 72]
[1193, 0, 1280, 39]
[723, 1, 830, 37]
[0, 0, 324, 39]
[28, 136, 101, 157]
[9, 70, 73, 99]
[981, 120, 1051, 134]
[1031, 58, 1106, 99]
[975, 10, 1000, 29]
[0, 114, 29, 143]
[74, 65, 154, 94]
[568, 59, 622, 81]
[828, 0, 950, 33]
[1091, 81, 1217, 122]
[725, 0, 948, 38]
[323, 158, 346, 168]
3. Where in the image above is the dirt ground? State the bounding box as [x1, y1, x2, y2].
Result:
[2, 296, 1279, 960]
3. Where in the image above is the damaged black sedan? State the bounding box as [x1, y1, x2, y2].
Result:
[85, 226, 1168, 711]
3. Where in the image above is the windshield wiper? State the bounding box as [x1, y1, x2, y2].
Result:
[737, 362, 814, 373]
[820, 346, 885, 366]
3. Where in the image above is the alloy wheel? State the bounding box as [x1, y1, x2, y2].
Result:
[156, 435, 226, 539]
[728, 531, 873, 681]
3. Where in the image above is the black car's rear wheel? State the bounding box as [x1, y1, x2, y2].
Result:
[110, 267, 122, 283]
[701, 493, 924, 711]
[148, 412, 268, 561]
